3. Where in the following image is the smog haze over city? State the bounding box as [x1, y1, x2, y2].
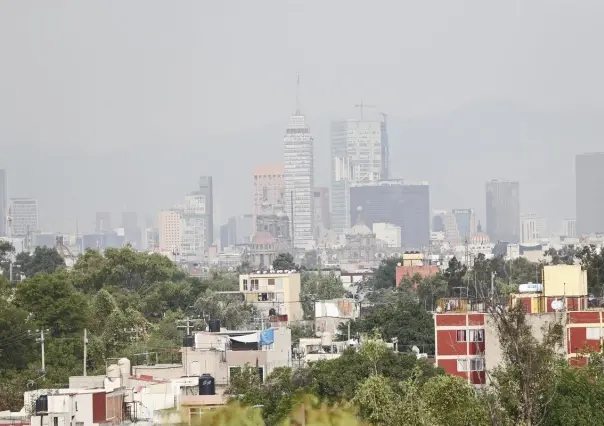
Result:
[1, 1, 603, 232]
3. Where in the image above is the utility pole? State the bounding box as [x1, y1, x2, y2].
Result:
[37, 330, 45, 373]
[83, 329, 88, 376]
[177, 317, 204, 335]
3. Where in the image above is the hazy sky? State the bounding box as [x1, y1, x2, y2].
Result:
[1, 1, 603, 233]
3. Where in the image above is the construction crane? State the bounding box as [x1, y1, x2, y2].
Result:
[353, 101, 377, 120]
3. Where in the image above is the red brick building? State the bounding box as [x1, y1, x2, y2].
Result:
[396, 265, 440, 287]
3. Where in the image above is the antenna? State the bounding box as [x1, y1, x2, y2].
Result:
[295, 72, 301, 115]
[353, 101, 377, 120]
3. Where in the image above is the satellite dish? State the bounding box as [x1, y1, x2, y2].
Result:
[551, 299, 564, 311]
[411, 345, 420, 354]
[435, 306, 443, 313]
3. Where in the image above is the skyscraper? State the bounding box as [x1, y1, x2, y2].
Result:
[576, 153, 604, 235]
[198, 176, 214, 247]
[0, 170, 6, 237]
[95, 212, 111, 233]
[313, 187, 330, 241]
[284, 102, 314, 250]
[252, 164, 284, 234]
[331, 114, 389, 232]
[9, 198, 38, 239]
[181, 193, 206, 257]
[452, 209, 477, 244]
[158, 209, 182, 253]
[349, 180, 430, 249]
[122, 212, 140, 248]
[485, 179, 520, 243]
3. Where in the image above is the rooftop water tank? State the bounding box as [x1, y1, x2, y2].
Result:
[518, 283, 543, 293]
[35, 395, 48, 414]
[199, 374, 216, 395]
[107, 364, 120, 379]
[118, 358, 131, 378]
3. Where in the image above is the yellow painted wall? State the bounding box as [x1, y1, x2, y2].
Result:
[543, 265, 587, 297]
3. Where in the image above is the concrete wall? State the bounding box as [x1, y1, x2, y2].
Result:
[544, 265, 587, 297]
[484, 312, 565, 383]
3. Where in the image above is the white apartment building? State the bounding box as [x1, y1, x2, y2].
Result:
[521, 213, 548, 244]
[158, 209, 182, 253]
[331, 117, 388, 232]
[8, 198, 38, 239]
[563, 218, 577, 237]
[372, 222, 401, 247]
[284, 112, 314, 250]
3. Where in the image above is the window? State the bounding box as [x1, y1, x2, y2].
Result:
[457, 358, 484, 372]
[457, 359, 468, 372]
[268, 278, 275, 286]
[243, 279, 248, 291]
[470, 358, 484, 371]
[456, 329, 484, 342]
[469, 329, 484, 342]
[251, 279, 259, 291]
[587, 327, 602, 340]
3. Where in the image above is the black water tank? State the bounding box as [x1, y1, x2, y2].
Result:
[208, 319, 221, 333]
[183, 335, 194, 347]
[35, 395, 48, 413]
[199, 374, 216, 395]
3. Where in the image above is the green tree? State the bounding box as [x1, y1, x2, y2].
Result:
[193, 290, 254, 329]
[194, 402, 264, 425]
[488, 303, 565, 426]
[15, 272, 90, 335]
[422, 375, 489, 426]
[272, 253, 296, 271]
[576, 245, 604, 295]
[0, 297, 35, 371]
[363, 258, 400, 290]
[352, 375, 400, 426]
[300, 272, 346, 319]
[16, 246, 65, 278]
[444, 256, 467, 293]
[540, 365, 604, 426]
[342, 293, 435, 354]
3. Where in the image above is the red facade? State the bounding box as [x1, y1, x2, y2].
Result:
[434, 312, 486, 385]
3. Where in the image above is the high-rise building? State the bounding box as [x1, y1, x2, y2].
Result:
[452, 209, 477, 244]
[284, 109, 314, 250]
[198, 176, 214, 247]
[252, 165, 284, 234]
[0, 170, 6, 237]
[562, 218, 577, 237]
[485, 179, 520, 243]
[122, 212, 140, 249]
[95, 212, 111, 233]
[9, 198, 38, 239]
[313, 187, 330, 241]
[520, 213, 538, 244]
[181, 193, 206, 257]
[143, 227, 158, 251]
[158, 209, 182, 253]
[576, 153, 604, 235]
[221, 214, 254, 249]
[349, 180, 430, 249]
[331, 115, 389, 232]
